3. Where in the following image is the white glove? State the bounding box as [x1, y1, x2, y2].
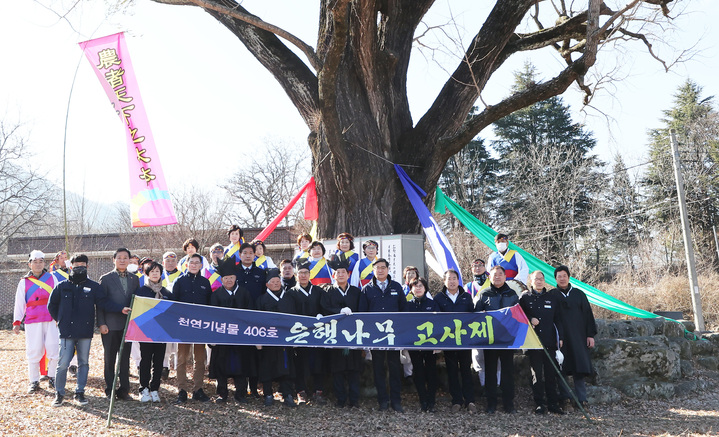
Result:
[340, 307, 352, 315]
[316, 313, 323, 320]
[555, 350, 564, 366]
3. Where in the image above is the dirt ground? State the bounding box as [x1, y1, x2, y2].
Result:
[1, 330, 718, 436]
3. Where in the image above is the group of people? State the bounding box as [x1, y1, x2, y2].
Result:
[13, 228, 596, 416]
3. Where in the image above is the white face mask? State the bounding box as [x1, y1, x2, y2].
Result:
[127, 264, 138, 274]
[496, 242, 508, 252]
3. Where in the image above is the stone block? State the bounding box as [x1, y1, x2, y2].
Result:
[592, 336, 681, 384]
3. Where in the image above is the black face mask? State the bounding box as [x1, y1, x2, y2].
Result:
[70, 266, 88, 283]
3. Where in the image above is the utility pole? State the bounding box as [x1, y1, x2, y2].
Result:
[713, 224, 719, 265]
[669, 129, 705, 332]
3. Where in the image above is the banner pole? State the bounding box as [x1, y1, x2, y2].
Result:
[541, 343, 591, 421]
[107, 295, 134, 428]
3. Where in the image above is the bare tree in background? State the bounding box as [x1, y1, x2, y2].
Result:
[0, 120, 56, 250]
[223, 138, 310, 228]
[167, 185, 230, 248]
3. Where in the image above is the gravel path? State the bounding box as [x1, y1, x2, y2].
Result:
[2, 331, 718, 436]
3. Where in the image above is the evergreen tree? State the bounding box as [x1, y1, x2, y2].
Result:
[491, 62, 605, 263]
[643, 80, 719, 268]
[606, 154, 645, 269]
[439, 108, 499, 225]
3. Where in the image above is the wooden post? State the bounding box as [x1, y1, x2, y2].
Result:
[669, 129, 705, 332]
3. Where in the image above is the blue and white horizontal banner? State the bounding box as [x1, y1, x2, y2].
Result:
[126, 297, 541, 350]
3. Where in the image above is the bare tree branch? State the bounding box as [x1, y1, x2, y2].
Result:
[155, 0, 321, 70]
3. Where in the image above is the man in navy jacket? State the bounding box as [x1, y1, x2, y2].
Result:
[475, 265, 520, 414]
[171, 253, 212, 403]
[434, 269, 477, 413]
[359, 258, 406, 412]
[48, 254, 130, 407]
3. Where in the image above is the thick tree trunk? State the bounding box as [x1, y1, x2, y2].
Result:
[165, 0, 629, 238]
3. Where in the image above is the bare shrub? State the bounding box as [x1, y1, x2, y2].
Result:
[595, 270, 719, 330]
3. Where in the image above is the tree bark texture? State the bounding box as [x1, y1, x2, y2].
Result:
[155, 0, 664, 237]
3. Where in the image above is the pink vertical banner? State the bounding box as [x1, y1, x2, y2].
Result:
[79, 32, 177, 227]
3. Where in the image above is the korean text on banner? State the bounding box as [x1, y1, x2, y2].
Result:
[79, 32, 177, 227]
[126, 297, 542, 350]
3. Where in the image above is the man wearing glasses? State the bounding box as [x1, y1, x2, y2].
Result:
[465, 259, 489, 299]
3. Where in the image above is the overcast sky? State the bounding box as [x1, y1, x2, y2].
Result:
[1, 0, 717, 208]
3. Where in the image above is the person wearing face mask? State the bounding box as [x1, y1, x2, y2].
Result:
[48, 254, 131, 407]
[486, 233, 528, 285]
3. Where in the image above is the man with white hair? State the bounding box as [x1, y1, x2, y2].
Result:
[13, 250, 60, 393]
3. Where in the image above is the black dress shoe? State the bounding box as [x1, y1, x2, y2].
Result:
[283, 395, 297, 408]
[548, 404, 565, 415]
[378, 402, 389, 411]
[174, 389, 188, 404]
[192, 389, 210, 402]
[486, 405, 496, 414]
[534, 405, 547, 415]
[391, 403, 404, 413]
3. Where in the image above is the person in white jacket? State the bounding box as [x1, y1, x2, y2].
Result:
[13, 250, 60, 393]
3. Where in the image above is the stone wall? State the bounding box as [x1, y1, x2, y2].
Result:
[568, 318, 716, 403]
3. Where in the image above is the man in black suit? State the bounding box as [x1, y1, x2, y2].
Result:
[97, 248, 140, 400]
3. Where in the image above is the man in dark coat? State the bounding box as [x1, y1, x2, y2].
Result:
[236, 243, 268, 305]
[322, 256, 363, 408]
[287, 258, 327, 405]
[209, 260, 253, 404]
[48, 254, 130, 407]
[254, 268, 297, 407]
[519, 270, 564, 415]
[171, 253, 212, 403]
[475, 265, 520, 414]
[359, 258, 407, 413]
[551, 265, 596, 412]
[97, 248, 140, 400]
[434, 269, 477, 413]
[235, 242, 266, 397]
